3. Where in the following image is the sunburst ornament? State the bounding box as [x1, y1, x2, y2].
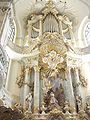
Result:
[42, 50, 64, 69]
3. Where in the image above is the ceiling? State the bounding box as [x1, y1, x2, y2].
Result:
[14, 0, 90, 20]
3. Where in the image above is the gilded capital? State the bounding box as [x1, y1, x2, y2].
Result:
[34, 66, 41, 72]
[25, 66, 32, 73]
[24, 67, 29, 72]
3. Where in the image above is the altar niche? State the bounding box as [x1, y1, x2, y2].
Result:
[40, 68, 66, 112]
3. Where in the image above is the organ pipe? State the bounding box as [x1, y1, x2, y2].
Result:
[43, 13, 59, 33]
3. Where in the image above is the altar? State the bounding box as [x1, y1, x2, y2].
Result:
[13, 0, 84, 113]
[1, 0, 89, 120]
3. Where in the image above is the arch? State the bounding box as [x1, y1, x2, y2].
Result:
[78, 16, 90, 47]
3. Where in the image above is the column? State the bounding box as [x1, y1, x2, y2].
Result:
[74, 68, 82, 96]
[33, 65, 40, 112]
[65, 67, 75, 107]
[59, 20, 63, 37]
[27, 21, 32, 40]
[23, 67, 30, 107]
[39, 15, 43, 36]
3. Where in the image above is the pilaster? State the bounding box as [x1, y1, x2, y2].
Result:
[39, 15, 43, 36]
[33, 65, 40, 112]
[58, 16, 63, 36]
[65, 67, 75, 107]
[74, 68, 82, 96]
[27, 21, 32, 40]
[23, 67, 31, 108]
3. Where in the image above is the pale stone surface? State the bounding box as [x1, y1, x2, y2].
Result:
[34, 66, 40, 112]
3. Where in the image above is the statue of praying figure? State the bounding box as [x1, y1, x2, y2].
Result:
[50, 92, 61, 110]
[25, 92, 32, 112]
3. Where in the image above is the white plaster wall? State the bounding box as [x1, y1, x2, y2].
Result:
[6, 60, 21, 102]
[80, 62, 90, 102]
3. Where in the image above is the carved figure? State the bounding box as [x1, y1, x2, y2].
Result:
[14, 103, 23, 113]
[54, 84, 65, 109]
[85, 103, 90, 116]
[44, 89, 53, 109]
[25, 93, 32, 112]
[64, 101, 73, 120]
[63, 15, 72, 28]
[16, 68, 25, 88]
[50, 92, 60, 110]
[64, 101, 70, 112]
[43, 75, 53, 93]
[42, 50, 64, 70]
[76, 95, 82, 112]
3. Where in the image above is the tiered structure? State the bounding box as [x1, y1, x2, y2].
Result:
[0, 0, 90, 120]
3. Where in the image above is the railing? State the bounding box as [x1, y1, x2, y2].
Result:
[0, 9, 16, 47]
[7, 17, 15, 42]
[0, 7, 9, 41]
[0, 45, 9, 80]
[0, 9, 11, 89]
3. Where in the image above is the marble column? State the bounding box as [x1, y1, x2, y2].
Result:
[74, 68, 82, 96]
[65, 67, 75, 107]
[23, 67, 31, 107]
[33, 65, 40, 112]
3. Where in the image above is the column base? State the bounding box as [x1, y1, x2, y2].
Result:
[34, 106, 39, 113]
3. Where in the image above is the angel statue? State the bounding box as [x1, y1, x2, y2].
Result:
[43, 77, 53, 93]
